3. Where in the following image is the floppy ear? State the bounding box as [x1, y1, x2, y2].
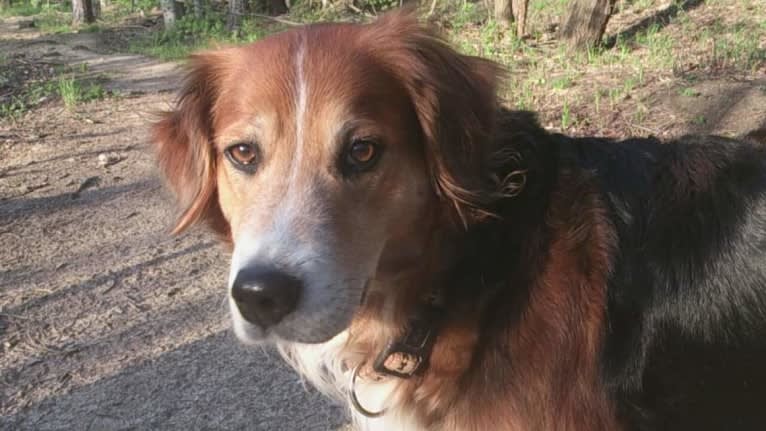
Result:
[151, 54, 230, 239]
[369, 11, 505, 225]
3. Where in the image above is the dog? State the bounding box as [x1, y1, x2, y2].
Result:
[151, 10, 766, 431]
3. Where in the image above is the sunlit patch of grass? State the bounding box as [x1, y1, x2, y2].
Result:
[550, 74, 574, 90]
[58, 77, 107, 108]
[0, 1, 42, 17]
[635, 23, 675, 69]
[560, 100, 571, 129]
[710, 23, 766, 72]
[678, 87, 700, 97]
[129, 12, 271, 60]
[34, 10, 74, 33]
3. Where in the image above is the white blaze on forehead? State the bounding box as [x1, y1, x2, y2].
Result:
[291, 34, 308, 190]
[228, 37, 315, 289]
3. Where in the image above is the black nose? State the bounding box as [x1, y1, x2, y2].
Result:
[231, 266, 302, 329]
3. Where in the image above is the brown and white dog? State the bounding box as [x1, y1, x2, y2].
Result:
[152, 10, 766, 431]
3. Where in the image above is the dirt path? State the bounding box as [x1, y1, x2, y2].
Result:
[0, 18, 344, 430]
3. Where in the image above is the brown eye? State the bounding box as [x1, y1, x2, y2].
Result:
[225, 142, 259, 173]
[344, 139, 380, 174]
[350, 140, 376, 163]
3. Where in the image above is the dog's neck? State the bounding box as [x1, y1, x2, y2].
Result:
[286, 122, 559, 428]
[339, 141, 559, 427]
[338, 213, 532, 418]
[281, 116, 621, 430]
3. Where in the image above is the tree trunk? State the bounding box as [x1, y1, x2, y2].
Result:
[226, 0, 246, 32]
[1, 0, 11, 12]
[193, 0, 204, 18]
[494, 0, 511, 23]
[494, 0, 529, 36]
[91, 0, 101, 19]
[512, 0, 528, 37]
[72, 0, 95, 25]
[160, 0, 183, 29]
[269, 0, 287, 15]
[559, 0, 616, 49]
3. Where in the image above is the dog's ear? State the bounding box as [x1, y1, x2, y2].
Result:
[151, 53, 230, 239]
[370, 11, 505, 225]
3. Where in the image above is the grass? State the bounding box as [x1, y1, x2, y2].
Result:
[3, 0, 765, 133]
[709, 22, 766, 72]
[560, 101, 572, 129]
[0, 1, 77, 32]
[1, 1, 124, 33]
[693, 115, 707, 125]
[128, 12, 272, 60]
[1, 72, 107, 119]
[551, 75, 574, 90]
[0, 79, 56, 119]
[486, 0, 765, 133]
[0, 1, 43, 17]
[57, 76, 106, 108]
[0, 54, 8, 85]
[679, 87, 700, 97]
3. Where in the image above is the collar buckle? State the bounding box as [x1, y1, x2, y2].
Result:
[372, 306, 441, 378]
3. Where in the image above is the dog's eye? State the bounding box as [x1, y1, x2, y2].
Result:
[225, 143, 259, 172]
[344, 139, 380, 173]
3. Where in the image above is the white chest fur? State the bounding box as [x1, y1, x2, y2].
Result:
[277, 332, 426, 431]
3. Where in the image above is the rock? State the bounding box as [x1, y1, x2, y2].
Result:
[97, 153, 121, 167]
[71, 176, 101, 199]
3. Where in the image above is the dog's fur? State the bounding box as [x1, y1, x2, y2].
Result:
[152, 11, 766, 431]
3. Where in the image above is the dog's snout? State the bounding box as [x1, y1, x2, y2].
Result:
[231, 266, 301, 329]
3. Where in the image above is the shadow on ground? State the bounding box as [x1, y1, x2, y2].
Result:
[4, 331, 347, 431]
[607, 0, 706, 47]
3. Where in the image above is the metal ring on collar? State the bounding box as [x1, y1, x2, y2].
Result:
[349, 362, 388, 418]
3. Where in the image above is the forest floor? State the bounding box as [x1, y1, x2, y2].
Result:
[1, 1, 765, 430]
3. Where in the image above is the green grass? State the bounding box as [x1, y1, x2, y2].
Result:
[0, 74, 107, 119]
[448, 1, 484, 32]
[128, 12, 271, 60]
[631, 0, 655, 12]
[711, 23, 766, 72]
[635, 23, 675, 68]
[57, 76, 106, 108]
[0, 1, 42, 17]
[2, 1, 120, 34]
[0, 2, 74, 32]
[0, 79, 56, 119]
[693, 115, 707, 125]
[678, 87, 700, 97]
[560, 101, 571, 129]
[551, 75, 574, 90]
[35, 11, 74, 33]
[3, 0, 765, 133]
[0, 54, 7, 80]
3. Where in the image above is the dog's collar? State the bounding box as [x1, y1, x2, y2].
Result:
[371, 289, 445, 379]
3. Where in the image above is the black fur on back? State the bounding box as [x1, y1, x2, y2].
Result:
[483, 110, 766, 430]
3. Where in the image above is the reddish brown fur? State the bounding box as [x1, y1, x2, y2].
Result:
[152, 54, 228, 239]
[152, 10, 620, 430]
[343, 169, 620, 430]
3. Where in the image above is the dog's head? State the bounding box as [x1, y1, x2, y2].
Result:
[152, 11, 502, 344]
